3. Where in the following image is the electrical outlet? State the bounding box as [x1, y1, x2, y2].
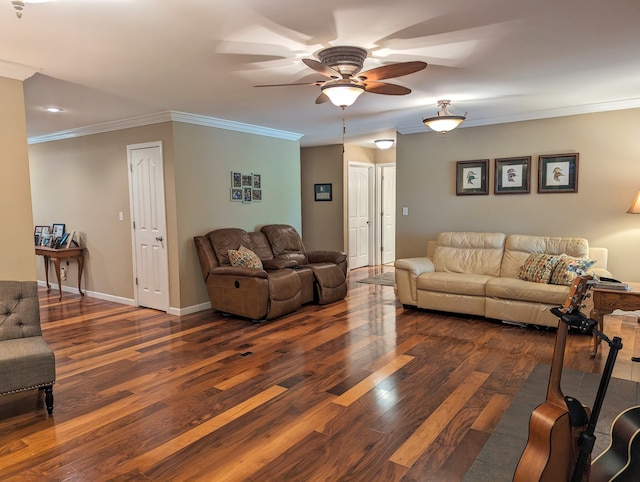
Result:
[119, 211, 124, 221]
[402, 207, 409, 216]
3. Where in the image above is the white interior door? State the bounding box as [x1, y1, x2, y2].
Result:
[381, 165, 396, 265]
[348, 164, 372, 269]
[127, 142, 169, 312]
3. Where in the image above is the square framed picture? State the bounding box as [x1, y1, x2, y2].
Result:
[242, 186, 253, 203]
[52, 223, 65, 238]
[252, 189, 262, 202]
[456, 160, 489, 195]
[230, 187, 242, 201]
[494, 156, 531, 194]
[314, 183, 332, 201]
[242, 175, 253, 187]
[231, 171, 242, 188]
[538, 153, 579, 193]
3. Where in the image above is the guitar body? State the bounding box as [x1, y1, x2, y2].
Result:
[514, 403, 575, 481]
[513, 275, 594, 482]
[591, 406, 640, 482]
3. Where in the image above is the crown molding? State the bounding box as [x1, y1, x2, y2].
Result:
[0, 59, 40, 81]
[397, 98, 640, 135]
[28, 110, 303, 144]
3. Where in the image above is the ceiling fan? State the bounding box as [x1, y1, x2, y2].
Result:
[255, 46, 427, 108]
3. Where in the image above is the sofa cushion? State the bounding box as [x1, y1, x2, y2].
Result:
[501, 235, 589, 279]
[518, 253, 562, 283]
[549, 254, 596, 286]
[228, 245, 263, 269]
[208, 228, 252, 266]
[486, 277, 569, 305]
[417, 272, 493, 296]
[432, 232, 506, 276]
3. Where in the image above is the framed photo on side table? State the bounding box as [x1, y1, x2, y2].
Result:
[52, 223, 65, 238]
[538, 153, 579, 193]
[456, 160, 489, 195]
[494, 156, 531, 194]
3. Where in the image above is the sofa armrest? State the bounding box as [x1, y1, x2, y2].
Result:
[263, 258, 298, 270]
[394, 257, 435, 306]
[209, 266, 269, 279]
[589, 267, 613, 280]
[307, 250, 347, 265]
[394, 257, 435, 275]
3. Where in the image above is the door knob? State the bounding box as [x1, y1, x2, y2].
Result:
[156, 236, 163, 242]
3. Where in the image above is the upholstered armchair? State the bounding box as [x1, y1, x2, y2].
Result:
[0, 281, 56, 415]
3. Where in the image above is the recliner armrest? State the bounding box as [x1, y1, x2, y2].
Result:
[209, 266, 268, 278]
[263, 258, 298, 270]
[307, 250, 347, 265]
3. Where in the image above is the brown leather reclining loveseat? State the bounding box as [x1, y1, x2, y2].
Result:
[194, 224, 347, 321]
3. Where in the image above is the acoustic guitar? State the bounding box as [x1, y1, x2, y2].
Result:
[513, 275, 593, 482]
[590, 406, 640, 481]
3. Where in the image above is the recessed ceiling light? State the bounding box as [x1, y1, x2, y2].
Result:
[44, 106, 63, 113]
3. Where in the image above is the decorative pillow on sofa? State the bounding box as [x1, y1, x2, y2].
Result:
[549, 254, 595, 286]
[518, 253, 562, 283]
[228, 245, 263, 269]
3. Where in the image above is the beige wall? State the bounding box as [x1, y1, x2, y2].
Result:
[396, 108, 640, 281]
[29, 121, 301, 310]
[0, 77, 36, 281]
[301, 144, 344, 252]
[171, 122, 301, 307]
[29, 123, 175, 301]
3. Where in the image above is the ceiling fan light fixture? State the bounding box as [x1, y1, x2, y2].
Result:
[11, 0, 25, 18]
[321, 84, 365, 108]
[423, 100, 466, 134]
[374, 139, 395, 150]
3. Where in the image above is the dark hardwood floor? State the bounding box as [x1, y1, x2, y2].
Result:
[0, 267, 609, 481]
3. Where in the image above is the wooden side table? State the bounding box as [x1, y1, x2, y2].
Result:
[35, 246, 87, 301]
[589, 282, 640, 357]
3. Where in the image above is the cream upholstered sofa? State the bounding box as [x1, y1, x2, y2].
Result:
[395, 232, 612, 328]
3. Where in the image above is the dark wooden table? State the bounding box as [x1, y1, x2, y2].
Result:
[35, 246, 87, 300]
[590, 282, 640, 357]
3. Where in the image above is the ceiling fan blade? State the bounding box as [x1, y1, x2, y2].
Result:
[364, 82, 411, 95]
[254, 81, 324, 88]
[315, 92, 329, 104]
[358, 61, 427, 81]
[302, 58, 341, 79]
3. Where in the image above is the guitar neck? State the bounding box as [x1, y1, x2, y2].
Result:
[546, 319, 568, 407]
[546, 275, 592, 407]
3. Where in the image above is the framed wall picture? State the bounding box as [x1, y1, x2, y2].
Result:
[252, 189, 262, 202]
[314, 183, 332, 201]
[253, 174, 261, 189]
[242, 186, 252, 203]
[231, 171, 241, 188]
[494, 156, 531, 194]
[230, 187, 242, 201]
[456, 160, 489, 195]
[538, 153, 579, 193]
[241, 174, 253, 187]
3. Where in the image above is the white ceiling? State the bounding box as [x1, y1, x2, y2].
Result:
[2, 0, 639, 147]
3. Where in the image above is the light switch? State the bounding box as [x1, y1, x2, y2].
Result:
[119, 211, 124, 221]
[402, 207, 409, 216]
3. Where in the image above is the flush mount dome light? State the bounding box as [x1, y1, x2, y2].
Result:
[422, 100, 466, 134]
[321, 83, 365, 108]
[374, 139, 395, 150]
[44, 106, 63, 112]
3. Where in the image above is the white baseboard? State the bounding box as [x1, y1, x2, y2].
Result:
[168, 302, 212, 316]
[36, 280, 212, 316]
